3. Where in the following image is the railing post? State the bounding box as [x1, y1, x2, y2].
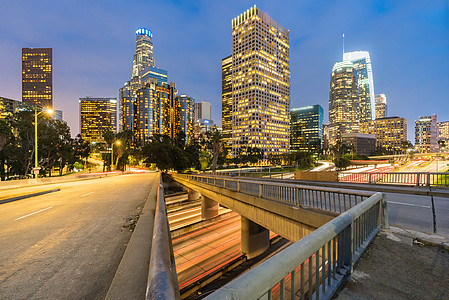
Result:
[416, 173, 420, 186]
[426, 173, 431, 187]
[381, 194, 389, 229]
[368, 173, 372, 184]
[237, 180, 240, 192]
[259, 184, 262, 197]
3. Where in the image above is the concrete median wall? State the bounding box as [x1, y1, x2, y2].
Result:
[295, 171, 338, 182]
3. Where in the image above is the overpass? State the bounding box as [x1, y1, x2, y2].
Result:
[171, 173, 388, 299]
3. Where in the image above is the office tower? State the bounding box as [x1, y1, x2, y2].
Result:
[119, 28, 168, 134]
[343, 51, 375, 123]
[22, 48, 52, 108]
[375, 94, 387, 119]
[132, 28, 155, 77]
[1, 96, 39, 119]
[415, 115, 438, 153]
[52, 110, 63, 122]
[438, 121, 449, 147]
[290, 105, 323, 152]
[222, 55, 232, 149]
[194, 119, 216, 138]
[341, 133, 376, 156]
[134, 79, 178, 145]
[194, 101, 211, 121]
[322, 123, 329, 150]
[231, 6, 290, 160]
[329, 61, 360, 145]
[360, 116, 407, 152]
[79, 97, 117, 144]
[177, 95, 195, 143]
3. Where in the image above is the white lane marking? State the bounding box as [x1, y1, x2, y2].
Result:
[389, 201, 430, 209]
[15, 206, 54, 221]
[81, 192, 95, 197]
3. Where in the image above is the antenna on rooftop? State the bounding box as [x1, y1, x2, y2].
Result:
[342, 33, 345, 59]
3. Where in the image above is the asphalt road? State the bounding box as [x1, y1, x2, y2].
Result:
[0, 172, 157, 299]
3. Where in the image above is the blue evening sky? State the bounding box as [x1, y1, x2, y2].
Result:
[1, 0, 448, 142]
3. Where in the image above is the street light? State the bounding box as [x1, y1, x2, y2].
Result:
[34, 108, 53, 177]
[111, 140, 121, 171]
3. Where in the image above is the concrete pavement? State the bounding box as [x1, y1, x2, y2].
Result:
[0, 172, 158, 299]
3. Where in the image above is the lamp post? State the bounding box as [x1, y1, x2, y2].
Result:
[34, 108, 53, 178]
[111, 140, 121, 171]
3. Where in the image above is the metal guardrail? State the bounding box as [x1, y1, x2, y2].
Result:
[146, 176, 180, 300]
[205, 191, 387, 299]
[179, 174, 374, 214]
[339, 172, 449, 187]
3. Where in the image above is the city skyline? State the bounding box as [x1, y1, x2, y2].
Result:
[1, 0, 448, 142]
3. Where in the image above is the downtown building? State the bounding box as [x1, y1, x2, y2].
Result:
[375, 94, 387, 119]
[415, 115, 438, 153]
[360, 116, 407, 153]
[79, 97, 117, 144]
[119, 28, 193, 145]
[343, 51, 375, 124]
[22, 48, 53, 109]
[231, 6, 290, 160]
[290, 105, 323, 152]
[222, 55, 232, 151]
[438, 121, 449, 150]
[328, 61, 360, 145]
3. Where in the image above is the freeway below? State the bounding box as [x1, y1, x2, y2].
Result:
[0, 172, 157, 299]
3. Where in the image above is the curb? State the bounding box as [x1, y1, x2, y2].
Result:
[0, 189, 61, 205]
[385, 226, 449, 251]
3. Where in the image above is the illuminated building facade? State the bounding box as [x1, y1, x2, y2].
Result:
[343, 51, 375, 123]
[79, 97, 117, 144]
[415, 115, 438, 153]
[222, 55, 233, 150]
[342, 133, 376, 156]
[375, 94, 387, 119]
[290, 105, 323, 152]
[360, 116, 407, 152]
[194, 119, 216, 138]
[22, 48, 52, 108]
[132, 28, 155, 77]
[329, 61, 360, 145]
[134, 79, 179, 145]
[231, 6, 290, 160]
[177, 95, 195, 143]
[438, 121, 449, 147]
[1, 96, 39, 119]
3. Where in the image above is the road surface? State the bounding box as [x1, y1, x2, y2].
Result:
[0, 172, 157, 299]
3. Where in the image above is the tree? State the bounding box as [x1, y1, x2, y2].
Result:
[141, 134, 189, 172]
[0, 119, 12, 180]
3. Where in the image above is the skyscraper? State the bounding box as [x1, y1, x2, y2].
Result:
[22, 48, 52, 108]
[194, 101, 211, 121]
[177, 95, 195, 143]
[329, 61, 360, 145]
[290, 105, 323, 152]
[221, 55, 232, 149]
[132, 28, 155, 77]
[375, 94, 387, 119]
[415, 115, 438, 153]
[79, 97, 117, 144]
[343, 51, 375, 123]
[438, 121, 449, 146]
[231, 6, 290, 160]
[360, 116, 407, 153]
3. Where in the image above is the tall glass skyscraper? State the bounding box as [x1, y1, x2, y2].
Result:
[343, 51, 375, 123]
[231, 6, 290, 160]
[132, 28, 155, 77]
[329, 61, 360, 145]
[290, 105, 323, 152]
[79, 97, 117, 144]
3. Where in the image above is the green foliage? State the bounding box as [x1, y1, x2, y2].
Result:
[142, 134, 189, 172]
[73, 161, 83, 170]
[268, 151, 314, 169]
[333, 156, 351, 169]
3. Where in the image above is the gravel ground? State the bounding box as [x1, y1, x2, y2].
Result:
[336, 230, 449, 300]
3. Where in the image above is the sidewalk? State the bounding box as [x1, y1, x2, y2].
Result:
[336, 226, 449, 299]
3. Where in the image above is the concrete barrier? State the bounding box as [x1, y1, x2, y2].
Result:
[294, 171, 338, 182]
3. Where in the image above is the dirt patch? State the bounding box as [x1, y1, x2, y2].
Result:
[336, 231, 449, 299]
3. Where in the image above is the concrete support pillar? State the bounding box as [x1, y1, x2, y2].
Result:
[201, 196, 219, 220]
[241, 216, 270, 259]
[187, 189, 200, 201]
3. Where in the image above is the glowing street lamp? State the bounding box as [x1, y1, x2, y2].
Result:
[111, 140, 121, 171]
[34, 108, 53, 177]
